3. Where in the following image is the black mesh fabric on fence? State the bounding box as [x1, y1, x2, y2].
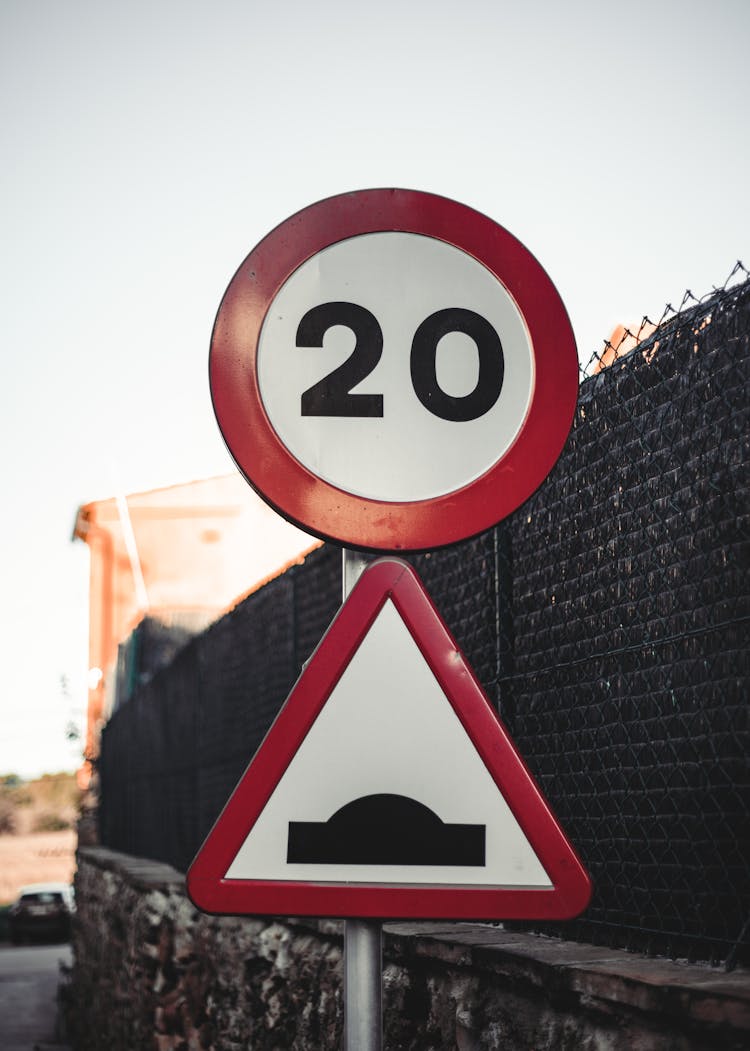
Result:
[98, 268, 749, 966]
[100, 546, 343, 874]
[506, 267, 749, 966]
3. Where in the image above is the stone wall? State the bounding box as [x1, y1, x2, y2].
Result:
[68, 847, 750, 1050]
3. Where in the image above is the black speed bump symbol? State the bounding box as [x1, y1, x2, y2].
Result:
[287, 793, 486, 866]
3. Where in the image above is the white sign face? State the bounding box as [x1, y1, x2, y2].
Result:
[225, 598, 550, 887]
[257, 232, 534, 503]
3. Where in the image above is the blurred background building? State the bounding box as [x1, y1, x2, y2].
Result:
[72, 473, 318, 787]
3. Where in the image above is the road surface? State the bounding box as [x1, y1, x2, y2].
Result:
[0, 942, 72, 1051]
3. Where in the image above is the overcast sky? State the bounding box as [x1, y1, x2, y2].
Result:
[1, 0, 747, 779]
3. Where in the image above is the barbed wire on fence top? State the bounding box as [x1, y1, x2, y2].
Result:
[583, 260, 749, 378]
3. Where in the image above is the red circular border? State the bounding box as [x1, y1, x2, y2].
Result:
[209, 189, 578, 551]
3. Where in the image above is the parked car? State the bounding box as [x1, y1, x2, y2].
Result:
[7, 883, 75, 944]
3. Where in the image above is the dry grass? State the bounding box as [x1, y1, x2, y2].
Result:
[0, 830, 77, 904]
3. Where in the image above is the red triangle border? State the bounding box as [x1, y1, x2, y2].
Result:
[187, 558, 591, 920]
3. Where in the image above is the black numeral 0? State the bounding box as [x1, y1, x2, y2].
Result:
[410, 308, 504, 422]
[298, 303, 504, 422]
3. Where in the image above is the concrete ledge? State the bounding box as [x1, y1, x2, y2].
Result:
[79, 845, 186, 893]
[384, 922, 750, 1033]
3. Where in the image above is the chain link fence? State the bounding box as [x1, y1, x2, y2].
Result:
[99, 266, 749, 967]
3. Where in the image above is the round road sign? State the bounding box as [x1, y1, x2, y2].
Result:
[209, 189, 578, 551]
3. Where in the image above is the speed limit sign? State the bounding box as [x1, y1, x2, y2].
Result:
[210, 189, 578, 550]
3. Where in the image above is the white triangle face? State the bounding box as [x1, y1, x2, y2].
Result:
[226, 600, 551, 887]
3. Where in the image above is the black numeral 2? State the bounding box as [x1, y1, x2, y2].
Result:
[298, 302, 384, 417]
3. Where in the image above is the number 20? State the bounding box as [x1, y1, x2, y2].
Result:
[297, 302, 504, 423]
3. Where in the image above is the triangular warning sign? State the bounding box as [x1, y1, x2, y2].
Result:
[187, 559, 591, 921]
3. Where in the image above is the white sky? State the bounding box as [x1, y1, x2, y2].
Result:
[1, 0, 747, 779]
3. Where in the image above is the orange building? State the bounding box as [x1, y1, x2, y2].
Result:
[72, 474, 320, 786]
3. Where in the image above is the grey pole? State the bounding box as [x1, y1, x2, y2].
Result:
[342, 548, 371, 599]
[344, 918, 383, 1050]
[342, 548, 382, 1051]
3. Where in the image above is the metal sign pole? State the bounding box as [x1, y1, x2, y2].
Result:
[342, 548, 382, 1051]
[344, 918, 382, 1049]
